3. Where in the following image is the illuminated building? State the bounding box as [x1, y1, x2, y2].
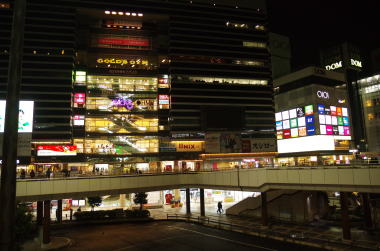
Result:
[273, 67, 354, 166]
[1, 0, 273, 171]
[356, 74, 380, 154]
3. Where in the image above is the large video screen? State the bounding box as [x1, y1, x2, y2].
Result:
[0, 100, 34, 133]
[275, 104, 350, 140]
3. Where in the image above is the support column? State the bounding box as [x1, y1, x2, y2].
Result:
[186, 188, 191, 215]
[340, 192, 351, 240]
[200, 188, 205, 217]
[57, 200, 62, 223]
[261, 192, 268, 226]
[37, 201, 43, 225]
[119, 194, 126, 208]
[362, 193, 373, 229]
[43, 200, 51, 245]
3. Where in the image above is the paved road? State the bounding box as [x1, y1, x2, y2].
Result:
[56, 222, 325, 251]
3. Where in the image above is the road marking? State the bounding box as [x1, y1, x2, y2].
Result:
[172, 226, 277, 251]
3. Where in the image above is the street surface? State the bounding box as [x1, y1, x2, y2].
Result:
[56, 221, 325, 251]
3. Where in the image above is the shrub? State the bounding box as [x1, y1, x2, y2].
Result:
[125, 209, 150, 218]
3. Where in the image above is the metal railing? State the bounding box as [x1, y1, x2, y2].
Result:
[165, 214, 380, 250]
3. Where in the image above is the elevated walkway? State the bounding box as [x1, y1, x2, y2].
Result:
[15, 166, 380, 201]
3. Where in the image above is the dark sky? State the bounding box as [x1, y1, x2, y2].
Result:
[267, 0, 380, 73]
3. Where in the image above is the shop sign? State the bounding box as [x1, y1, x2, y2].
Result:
[96, 58, 148, 65]
[250, 139, 276, 152]
[74, 93, 85, 104]
[112, 98, 134, 110]
[97, 38, 149, 46]
[325, 61, 342, 70]
[173, 141, 204, 152]
[317, 90, 329, 99]
[350, 59, 362, 68]
[205, 133, 220, 153]
[37, 145, 77, 156]
[159, 95, 169, 105]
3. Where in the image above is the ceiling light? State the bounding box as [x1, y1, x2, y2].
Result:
[105, 11, 110, 14]
[138, 13, 143, 17]
[118, 12, 123, 15]
[132, 13, 137, 16]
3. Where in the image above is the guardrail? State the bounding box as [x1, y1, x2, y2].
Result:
[165, 214, 379, 250]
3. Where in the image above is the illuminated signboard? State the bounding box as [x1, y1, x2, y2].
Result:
[97, 38, 149, 46]
[96, 58, 148, 65]
[159, 95, 169, 105]
[74, 71, 87, 83]
[112, 98, 134, 110]
[73, 115, 85, 126]
[0, 100, 34, 133]
[350, 59, 362, 68]
[173, 141, 204, 152]
[325, 61, 342, 70]
[37, 145, 77, 156]
[275, 104, 351, 144]
[74, 93, 86, 104]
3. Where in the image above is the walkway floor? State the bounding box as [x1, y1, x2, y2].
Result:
[149, 204, 380, 250]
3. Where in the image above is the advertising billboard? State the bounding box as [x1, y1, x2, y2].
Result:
[0, 100, 34, 133]
[37, 145, 77, 156]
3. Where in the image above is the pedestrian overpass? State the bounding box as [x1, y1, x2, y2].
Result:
[16, 166, 380, 201]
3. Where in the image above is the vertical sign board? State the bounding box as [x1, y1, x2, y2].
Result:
[0, 101, 34, 156]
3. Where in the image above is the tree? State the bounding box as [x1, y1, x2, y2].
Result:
[133, 192, 148, 210]
[15, 203, 36, 250]
[87, 196, 102, 211]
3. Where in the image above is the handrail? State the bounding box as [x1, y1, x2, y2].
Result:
[15, 164, 380, 182]
[165, 214, 379, 250]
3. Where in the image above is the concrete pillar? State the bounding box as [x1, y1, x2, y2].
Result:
[119, 194, 127, 208]
[43, 200, 51, 244]
[37, 201, 43, 225]
[261, 192, 268, 226]
[57, 199, 62, 223]
[186, 188, 191, 215]
[362, 193, 373, 229]
[339, 192, 351, 240]
[200, 188, 205, 216]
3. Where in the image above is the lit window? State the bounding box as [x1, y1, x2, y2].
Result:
[74, 71, 87, 83]
[0, 3, 10, 8]
[368, 113, 375, 121]
[243, 41, 266, 48]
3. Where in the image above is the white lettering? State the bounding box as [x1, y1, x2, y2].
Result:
[325, 61, 342, 70]
[350, 59, 362, 68]
[317, 90, 329, 99]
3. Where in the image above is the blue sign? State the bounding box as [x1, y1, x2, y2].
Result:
[306, 125, 316, 135]
[318, 104, 325, 114]
[276, 121, 283, 130]
[343, 116, 349, 126]
[306, 115, 314, 125]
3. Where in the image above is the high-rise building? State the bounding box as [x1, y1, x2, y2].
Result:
[1, 0, 274, 173]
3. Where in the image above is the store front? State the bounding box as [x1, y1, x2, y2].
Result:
[274, 154, 354, 167]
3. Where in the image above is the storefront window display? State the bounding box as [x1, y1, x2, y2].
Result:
[86, 95, 157, 112]
[85, 115, 158, 133]
[87, 76, 157, 92]
[274, 155, 353, 167]
[84, 136, 159, 154]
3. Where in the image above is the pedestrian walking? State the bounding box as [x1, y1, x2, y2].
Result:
[20, 169, 26, 179]
[46, 168, 52, 178]
[29, 169, 35, 178]
[217, 201, 223, 214]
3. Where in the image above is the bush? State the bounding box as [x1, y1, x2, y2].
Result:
[74, 209, 126, 221]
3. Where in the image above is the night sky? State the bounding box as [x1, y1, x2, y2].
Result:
[267, 0, 380, 74]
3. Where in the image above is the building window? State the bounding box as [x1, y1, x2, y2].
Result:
[243, 41, 266, 48]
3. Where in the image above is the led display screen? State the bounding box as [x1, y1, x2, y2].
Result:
[0, 100, 34, 133]
[275, 104, 351, 141]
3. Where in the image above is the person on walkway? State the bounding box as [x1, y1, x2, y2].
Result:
[46, 168, 52, 178]
[20, 169, 26, 179]
[29, 169, 35, 178]
[217, 201, 223, 214]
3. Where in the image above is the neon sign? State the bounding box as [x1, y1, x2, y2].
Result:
[325, 61, 342, 70]
[112, 98, 134, 110]
[317, 90, 329, 99]
[97, 58, 148, 65]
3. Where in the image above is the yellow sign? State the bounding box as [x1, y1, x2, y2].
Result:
[97, 58, 148, 65]
[173, 141, 204, 152]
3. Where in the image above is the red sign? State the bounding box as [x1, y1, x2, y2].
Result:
[241, 139, 251, 152]
[283, 129, 291, 139]
[97, 38, 149, 46]
[159, 95, 169, 105]
[74, 93, 85, 104]
[37, 145, 77, 156]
